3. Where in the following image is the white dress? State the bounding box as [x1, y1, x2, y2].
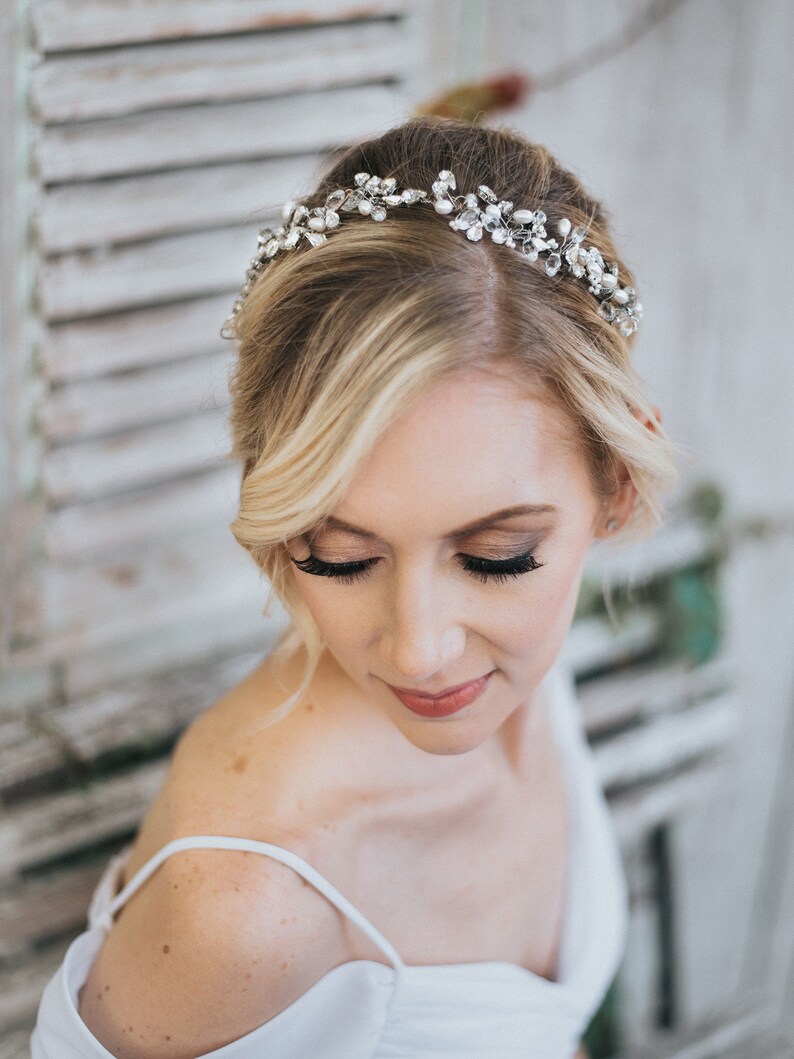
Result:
[30, 659, 629, 1058]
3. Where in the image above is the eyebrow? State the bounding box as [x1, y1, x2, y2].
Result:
[314, 504, 558, 545]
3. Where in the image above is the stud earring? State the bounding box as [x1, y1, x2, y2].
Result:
[606, 518, 618, 532]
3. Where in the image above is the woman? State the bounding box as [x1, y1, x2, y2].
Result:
[31, 116, 678, 1058]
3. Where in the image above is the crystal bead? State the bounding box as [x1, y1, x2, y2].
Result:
[402, 189, 424, 204]
[283, 229, 300, 248]
[477, 185, 497, 202]
[432, 180, 449, 197]
[281, 199, 296, 222]
[571, 262, 585, 278]
[531, 236, 548, 251]
[381, 177, 397, 194]
[325, 210, 340, 229]
[354, 173, 370, 187]
[512, 209, 534, 225]
[340, 193, 361, 212]
[305, 232, 327, 247]
[491, 228, 508, 243]
[483, 214, 501, 232]
[434, 198, 454, 215]
[619, 317, 635, 336]
[565, 244, 580, 266]
[465, 193, 479, 208]
[571, 225, 587, 243]
[457, 208, 479, 229]
[326, 189, 346, 210]
[534, 210, 547, 225]
[371, 205, 387, 221]
[546, 253, 562, 276]
[523, 245, 539, 262]
[599, 301, 617, 321]
[365, 176, 381, 191]
[557, 217, 571, 238]
[293, 205, 309, 224]
[438, 169, 456, 189]
[466, 222, 484, 241]
[498, 200, 513, 216]
[265, 238, 280, 257]
[384, 194, 403, 206]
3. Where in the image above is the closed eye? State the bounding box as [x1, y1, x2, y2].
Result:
[288, 550, 545, 586]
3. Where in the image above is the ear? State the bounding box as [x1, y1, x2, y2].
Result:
[592, 461, 637, 540]
[592, 404, 661, 539]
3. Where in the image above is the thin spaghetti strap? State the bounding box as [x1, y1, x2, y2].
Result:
[102, 834, 404, 970]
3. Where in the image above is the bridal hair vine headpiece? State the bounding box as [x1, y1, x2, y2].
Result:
[225, 170, 642, 336]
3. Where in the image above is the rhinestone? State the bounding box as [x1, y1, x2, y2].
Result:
[265, 238, 280, 257]
[380, 177, 397, 194]
[354, 172, 370, 187]
[293, 205, 309, 224]
[477, 185, 497, 202]
[438, 169, 457, 189]
[523, 245, 539, 262]
[491, 228, 508, 243]
[571, 225, 587, 243]
[305, 232, 327, 247]
[498, 200, 513, 216]
[325, 210, 340, 229]
[571, 262, 585, 278]
[457, 208, 479, 229]
[464, 193, 479, 208]
[283, 229, 300, 248]
[534, 210, 547, 225]
[466, 222, 484, 241]
[432, 180, 451, 197]
[546, 253, 562, 276]
[365, 176, 381, 190]
[371, 205, 387, 221]
[384, 195, 403, 206]
[340, 193, 362, 212]
[599, 301, 617, 321]
[326, 189, 346, 210]
[402, 189, 424, 204]
[619, 317, 636, 336]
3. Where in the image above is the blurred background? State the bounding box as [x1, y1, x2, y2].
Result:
[1, 2, 792, 1056]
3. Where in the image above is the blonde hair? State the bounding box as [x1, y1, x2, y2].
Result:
[224, 116, 684, 728]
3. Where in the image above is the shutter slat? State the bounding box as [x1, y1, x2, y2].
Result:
[39, 227, 249, 320]
[43, 465, 238, 560]
[35, 84, 409, 183]
[31, 0, 410, 52]
[38, 350, 231, 441]
[42, 409, 228, 502]
[37, 155, 319, 253]
[41, 525, 261, 653]
[32, 21, 413, 122]
[41, 295, 231, 382]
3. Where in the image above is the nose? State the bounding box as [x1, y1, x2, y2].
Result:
[377, 563, 467, 684]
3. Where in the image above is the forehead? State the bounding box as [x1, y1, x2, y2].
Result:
[332, 366, 591, 533]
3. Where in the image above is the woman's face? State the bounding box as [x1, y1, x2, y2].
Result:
[286, 363, 622, 763]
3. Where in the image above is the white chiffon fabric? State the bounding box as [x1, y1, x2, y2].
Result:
[30, 659, 629, 1058]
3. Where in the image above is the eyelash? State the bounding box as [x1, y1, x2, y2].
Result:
[289, 550, 545, 586]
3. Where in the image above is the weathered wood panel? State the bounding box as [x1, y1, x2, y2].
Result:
[36, 155, 319, 253]
[31, 20, 414, 121]
[38, 350, 231, 441]
[41, 409, 227, 502]
[31, 0, 410, 52]
[40, 295, 231, 382]
[43, 464, 238, 560]
[39, 227, 251, 320]
[34, 84, 409, 183]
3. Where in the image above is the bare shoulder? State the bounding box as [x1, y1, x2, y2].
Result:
[78, 841, 350, 1058]
[77, 649, 353, 1057]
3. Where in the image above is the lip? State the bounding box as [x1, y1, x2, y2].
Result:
[386, 671, 495, 718]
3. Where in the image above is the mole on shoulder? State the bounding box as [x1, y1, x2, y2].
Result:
[163, 944, 170, 954]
